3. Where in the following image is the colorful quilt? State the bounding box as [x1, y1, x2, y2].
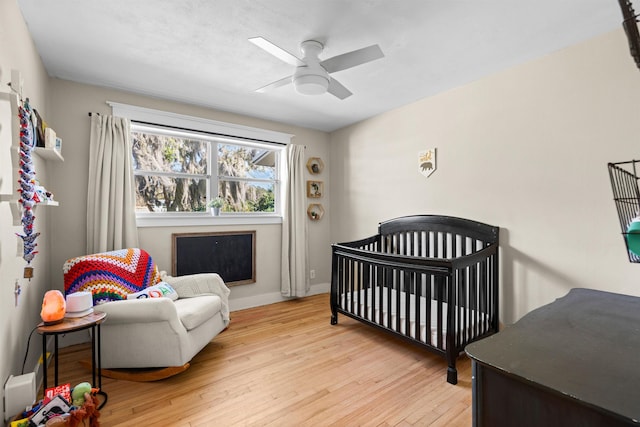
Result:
[64, 248, 162, 305]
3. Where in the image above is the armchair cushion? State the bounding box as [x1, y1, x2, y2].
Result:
[96, 297, 180, 325]
[161, 272, 231, 325]
[174, 296, 222, 330]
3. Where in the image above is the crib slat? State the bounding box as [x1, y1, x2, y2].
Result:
[436, 275, 444, 349]
[456, 268, 462, 347]
[451, 232, 457, 259]
[375, 261, 380, 324]
[477, 258, 486, 337]
[386, 266, 393, 332]
[348, 258, 355, 315]
[394, 267, 400, 333]
[446, 273, 457, 360]
[364, 261, 370, 321]
[357, 260, 362, 318]
[415, 271, 421, 342]
[425, 272, 433, 346]
[404, 270, 411, 338]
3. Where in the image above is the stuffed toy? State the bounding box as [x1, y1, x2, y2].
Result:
[67, 393, 100, 427]
[71, 382, 92, 407]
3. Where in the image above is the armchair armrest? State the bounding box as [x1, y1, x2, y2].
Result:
[161, 273, 231, 324]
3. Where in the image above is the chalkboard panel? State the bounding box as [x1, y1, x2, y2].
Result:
[172, 231, 256, 286]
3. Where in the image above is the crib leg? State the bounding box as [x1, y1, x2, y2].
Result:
[446, 347, 458, 384]
[330, 293, 338, 325]
[330, 301, 338, 325]
[447, 367, 458, 385]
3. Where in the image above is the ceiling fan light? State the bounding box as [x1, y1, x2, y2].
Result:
[294, 74, 329, 95]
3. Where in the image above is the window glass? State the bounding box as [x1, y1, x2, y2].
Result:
[132, 132, 208, 174]
[134, 175, 207, 212]
[131, 126, 281, 215]
[219, 181, 275, 213]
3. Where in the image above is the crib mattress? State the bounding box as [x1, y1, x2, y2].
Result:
[340, 288, 486, 349]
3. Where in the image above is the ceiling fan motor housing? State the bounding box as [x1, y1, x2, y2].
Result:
[293, 40, 329, 95]
[250, 36, 383, 99]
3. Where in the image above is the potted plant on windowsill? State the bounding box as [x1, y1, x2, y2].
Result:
[207, 197, 224, 216]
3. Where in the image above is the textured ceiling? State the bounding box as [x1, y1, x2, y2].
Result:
[17, 0, 623, 132]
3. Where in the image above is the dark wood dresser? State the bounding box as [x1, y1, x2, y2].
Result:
[465, 288, 640, 427]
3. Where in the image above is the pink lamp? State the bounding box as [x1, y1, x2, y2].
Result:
[40, 290, 66, 325]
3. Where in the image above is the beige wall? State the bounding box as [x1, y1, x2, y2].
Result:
[4, 0, 640, 418]
[47, 79, 331, 310]
[0, 0, 54, 419]
[330, 29, 640, 324]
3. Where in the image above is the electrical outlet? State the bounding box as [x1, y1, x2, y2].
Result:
[310, 269, 316, 279]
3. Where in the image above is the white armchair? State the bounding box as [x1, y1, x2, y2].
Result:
[63, 249, 230, 379]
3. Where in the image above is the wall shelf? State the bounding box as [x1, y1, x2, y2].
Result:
[307, 203, 324, 221]
[35, 147, 64, 162]
[306, 157, 324, 174]
[0, 197, 60, 206]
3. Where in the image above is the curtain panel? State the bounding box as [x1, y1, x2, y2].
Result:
[86, 115, 138, 253]
[281, 144, 309, 297]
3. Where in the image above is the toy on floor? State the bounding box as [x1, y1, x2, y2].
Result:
[71, 382, 92, 407]
[67, 393, 100, 427]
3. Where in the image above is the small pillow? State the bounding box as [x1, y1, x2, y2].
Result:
[127, 282, 179, 301]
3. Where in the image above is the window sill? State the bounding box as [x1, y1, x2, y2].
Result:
[136, 213, 282, 228]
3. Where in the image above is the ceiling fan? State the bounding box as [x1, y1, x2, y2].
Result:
[249, 37, 384, 100]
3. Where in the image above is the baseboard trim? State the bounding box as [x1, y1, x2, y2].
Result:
[229, 282, 330, 312]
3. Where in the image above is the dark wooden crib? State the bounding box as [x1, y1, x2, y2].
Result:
[330, 215, 499, 384]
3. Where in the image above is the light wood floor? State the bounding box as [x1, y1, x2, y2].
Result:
[50, 294, 473, 426]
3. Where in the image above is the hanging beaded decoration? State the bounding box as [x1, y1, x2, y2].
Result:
[16, 99, 39, 278]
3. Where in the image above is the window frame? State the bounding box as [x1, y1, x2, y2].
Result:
[109, 102, 293, 227]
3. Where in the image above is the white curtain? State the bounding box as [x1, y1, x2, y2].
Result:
[281, 144, 309, 297]
[86, 115, 139, 253]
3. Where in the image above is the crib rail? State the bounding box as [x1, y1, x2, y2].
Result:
[330, 215, 499, 385]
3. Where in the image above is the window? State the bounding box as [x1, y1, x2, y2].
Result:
[131, 124, 281, 214]
[109, 102, 293, 225]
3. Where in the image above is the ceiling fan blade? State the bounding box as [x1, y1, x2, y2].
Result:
[249, 37, 304, 67]
[321, 44, 384, 73]
[255, 75, 293, 93]
[327, 77, 352, 100]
